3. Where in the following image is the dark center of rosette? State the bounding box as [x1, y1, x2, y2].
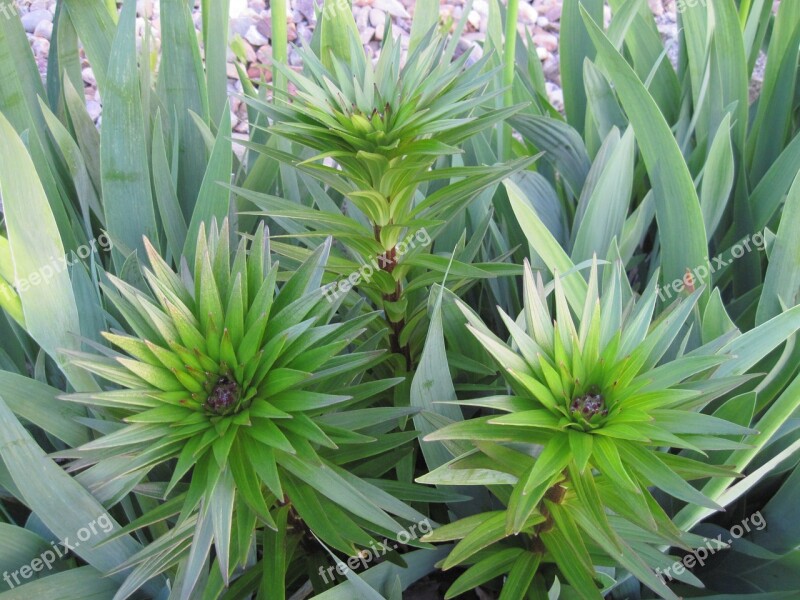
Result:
[206, 377, 240, 415]
[569, 388, 608, 421]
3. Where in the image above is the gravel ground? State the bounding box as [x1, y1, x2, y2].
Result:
[15, 0, 697, 131]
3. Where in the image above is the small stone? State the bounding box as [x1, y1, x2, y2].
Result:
[649, 0, 665, 16]
[256, 16, 271, 39]
[296, 22, 313, 44]
[360, 26, 376, 44]
[229, 0, 249, 15]
[355, 6, 369, 30]
[536, 46, 548, 61]
[532, 32, 558, 53]
[33, 20, 53, 40]
[545, 6, 561, 21]
[245, 24, 269, 46]
[30, 36, 49, 58]
[537, 16, 549, 28]
[226, 62, 240, 79]
[548, 88, 563, 113]
[234, 117, 249, 134]
[86, 100, 102, 122]
[82, 67, 96, 86]
[230, 16, 254, 37]
[455, 38, 482, 66]
[229, 79, 244, 96]
[256, 44, 272, 65]
[247, 65, 262, 80]
[543, 56, 559, 80]
[294, 0, 315, 21]
[288, 47, 303, 66]
[286, 20, 297, 42]
[467, 10, 481, 30]
[367, 40, 380, 58]
[135, 17, 148, 39]
[248, 0, 266, 11]
[473, 0, 489, 15]
[247, 65, 269, 82]
[519, 3, 538, 24]
[137, 0, 154, 19]
[21, 9, 52, 34]
[239, 39, 257, 63]
[372, 0, 409, 18]
[247, 64, 272, 82]
[369, 8, 386, 30]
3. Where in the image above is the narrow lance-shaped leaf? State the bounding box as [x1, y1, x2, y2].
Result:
[582, 8, 709, 304]
[755, 168, 800, 324]
[184, 104, 233, 264]
[159, 0, 210, 215]
[101, 0, 159, 269]
[0, 113, 97, 391]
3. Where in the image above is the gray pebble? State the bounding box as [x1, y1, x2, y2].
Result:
[21, 9, 52, 34]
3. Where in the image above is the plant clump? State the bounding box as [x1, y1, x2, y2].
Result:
[420, 260, 755, 599]
[63, 219, 427, 587]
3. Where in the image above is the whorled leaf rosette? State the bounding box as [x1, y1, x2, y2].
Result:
[61, 221, 431, 592]
[419, 259, 755, 599]
[244, 25, 529, 239]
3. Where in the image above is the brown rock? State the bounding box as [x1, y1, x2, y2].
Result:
[256, 44, 272, 65]
[82, 67, 96, 86]
[532, 32, 558, 53]
[247, 64, 272, 82]
[239, 39, 257, 63]
[34, 20, 53, 40]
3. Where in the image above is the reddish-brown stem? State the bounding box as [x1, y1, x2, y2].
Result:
[375, 226, 412, 370]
